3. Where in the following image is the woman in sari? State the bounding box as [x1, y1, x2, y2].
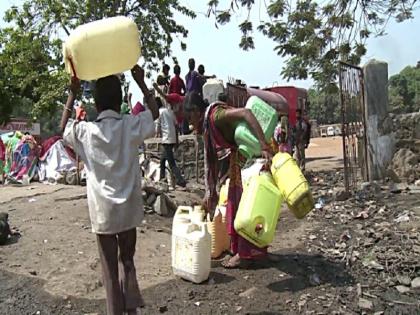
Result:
[184, 92, 273, 268]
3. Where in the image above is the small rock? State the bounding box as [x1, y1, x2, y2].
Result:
[29, 270, 37, 276]
[373, 312, 384, 315]
[334, 188, 349, 201]
[239, 286, 258, 298]
[397, 275, 411, 286]
[194, 301, 201, 307]
[415, 179, 420, 187]
[154, 195, 169, 216]
[286, 299, 292, 304]
[358, 298, 373, 310]
[395, 285, 410, 293]
[308, 234, 317, 240]
[158, 305, 168, 313]
[411, 277, 420, 288]
[236, 306, 243, 312]
[36, 311, 41, 315]
[309, 273, 321, 286]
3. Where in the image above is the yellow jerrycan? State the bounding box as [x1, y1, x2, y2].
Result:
[271, 152, 314, 219]
[207, 206, 230, 258]
[63, 16, 141, 80]
[234, 173, 283, 248]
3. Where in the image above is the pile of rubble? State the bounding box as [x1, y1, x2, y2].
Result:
[304, 172, 420, 312]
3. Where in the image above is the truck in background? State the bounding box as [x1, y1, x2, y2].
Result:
[225, 83, 309, 128]
[264, 86, 309, 127]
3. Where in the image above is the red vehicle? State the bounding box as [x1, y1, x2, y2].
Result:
[226, 83, 288, 115]
[226, 84, 308, 127]
[264, 86, 308, 127]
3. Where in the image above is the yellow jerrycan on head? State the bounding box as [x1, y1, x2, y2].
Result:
[63, 16, 141, 80]
[271, 152, 314, 219]
[234, 173, 283, 248]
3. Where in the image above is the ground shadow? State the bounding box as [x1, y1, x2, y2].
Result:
[247, 251, 354, 294]
[3, 233, 20, 246]
[0, 269, 105, 314]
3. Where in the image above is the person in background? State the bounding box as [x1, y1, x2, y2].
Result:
[274, 115, 292, 154]
[197, 64, 216, 95]
[154, 83, 185, 133]
[61, 65, 158, 315]
[121, 93, 133, 115]
[156, 64, 171, 93]
[303, 110, 312, 149]
[183, 91, 273, 268]
[0, 137, 5, 184]
[294, 109, 309, 171]
[169, 65, 186, 96]
[155, 97, 187, 187]
[185, 58, 201, 95]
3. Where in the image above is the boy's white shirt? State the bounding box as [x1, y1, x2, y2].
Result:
[63, 109, 155, 234]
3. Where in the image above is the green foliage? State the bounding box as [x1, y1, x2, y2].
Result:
[208, 0, 418, 88]
[0, 0, 195, 130]
[308, 88, 341, 125]
[389, 64, 420, 113]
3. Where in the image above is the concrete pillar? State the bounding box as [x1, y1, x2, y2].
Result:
[363, 59, 395, 180]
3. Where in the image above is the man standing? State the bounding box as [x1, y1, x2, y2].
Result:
[185, 58, 201, 95]
[294, 109, 309, 171]
[154, 84, 187, 187]
[169, 65, 186, 96]
[156, 64, 171, 92]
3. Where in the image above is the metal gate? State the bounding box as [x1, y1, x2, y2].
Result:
[338, 62, 369, 193]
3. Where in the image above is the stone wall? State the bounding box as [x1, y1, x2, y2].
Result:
[144, 135, 205, 182]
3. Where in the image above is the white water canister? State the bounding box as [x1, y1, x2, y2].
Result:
[172, 206, 211, 283]
[203, 79, 224, 104]
[63, 16, 141, 80]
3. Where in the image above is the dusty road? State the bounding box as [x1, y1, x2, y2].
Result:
[1, 137, 419, 314]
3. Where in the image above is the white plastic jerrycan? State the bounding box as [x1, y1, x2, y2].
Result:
[203, 79, 224, 104]
[172, 206, 211, 283]
[63, 16, 141, 80]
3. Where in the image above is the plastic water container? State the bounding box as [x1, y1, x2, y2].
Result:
[172, 206, 211, 283]
[203, 79, 224, 104]
[207, 206, 230, 258]
[234, 96, 278, 160]
[271, 152, 314, 219]
[63, 16, 141, 80]
[218, 179, 229, 206]
[234, 173, 283, 248]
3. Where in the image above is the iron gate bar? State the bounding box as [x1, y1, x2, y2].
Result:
[339, 61, 369, 193]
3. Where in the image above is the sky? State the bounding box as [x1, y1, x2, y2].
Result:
[1, 0, 419, 102]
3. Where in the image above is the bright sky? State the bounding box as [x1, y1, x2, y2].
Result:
[1, 0, 419, 103]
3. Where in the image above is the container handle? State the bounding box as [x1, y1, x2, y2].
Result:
[68, 58, 78, 80]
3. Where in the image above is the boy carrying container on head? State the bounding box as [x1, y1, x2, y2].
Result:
[60, 65, 159, 315]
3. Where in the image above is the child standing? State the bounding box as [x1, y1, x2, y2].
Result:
[60, 65, 158, 315]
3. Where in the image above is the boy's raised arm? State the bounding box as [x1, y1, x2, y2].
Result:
[131, 65, 159, 120]
[60, 77, 80, 134]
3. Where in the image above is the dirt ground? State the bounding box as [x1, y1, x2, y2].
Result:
[1, 137, 419, 315]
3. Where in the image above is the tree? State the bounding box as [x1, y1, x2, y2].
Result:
[389, 64, 420, 113]
[308, 88, 341, 125]
[0, 0, 195, 126]
[207, 0, 418, 91]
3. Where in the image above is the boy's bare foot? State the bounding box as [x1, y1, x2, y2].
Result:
[221, 253, 241, 269]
